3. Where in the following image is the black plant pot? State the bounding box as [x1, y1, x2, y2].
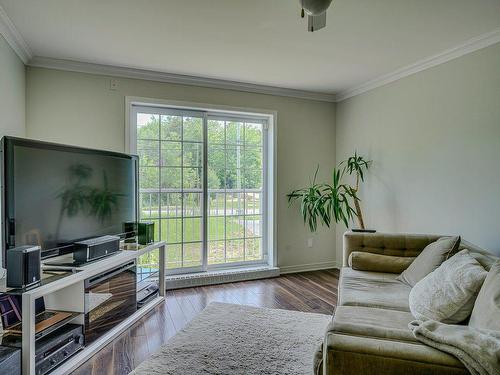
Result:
[351, 229, 376, 233]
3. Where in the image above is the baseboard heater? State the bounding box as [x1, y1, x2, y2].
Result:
[166, 267, 280, 290]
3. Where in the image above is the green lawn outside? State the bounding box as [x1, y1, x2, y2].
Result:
[138, 215, 262, 269]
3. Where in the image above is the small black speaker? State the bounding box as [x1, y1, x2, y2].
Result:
[138, 222, 154, 245]
[123, 221, 138, 243]
[6, 246, 41, 289]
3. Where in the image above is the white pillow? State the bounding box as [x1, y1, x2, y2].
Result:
[408, 249, 487, 323]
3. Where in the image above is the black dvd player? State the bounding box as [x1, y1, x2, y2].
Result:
[3, 324, 84, 375]
[35, 324, 84, 375]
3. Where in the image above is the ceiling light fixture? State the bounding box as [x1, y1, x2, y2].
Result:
[299, 0, 333, 32]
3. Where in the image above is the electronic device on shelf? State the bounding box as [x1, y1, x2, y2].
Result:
[1, 136, 138, 268]
[137, 282, 159, 307]
[0, 295, 78, 339]
[73, 235, 121, 265]
[35, 323, 84, 375]
[138, 222, 154, 245]
[2, 323, 84, 375]
[123, 221, 137, 243]
[6, 245, 41, 289]
[136, 255, 160, 307]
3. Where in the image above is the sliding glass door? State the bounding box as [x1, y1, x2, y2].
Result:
[206, 117, 263, 266]
[132, 105, 267, 274]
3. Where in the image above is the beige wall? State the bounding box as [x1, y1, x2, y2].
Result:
[336, 43, 500, 257]
[26, 67, 337, 270]
[0, 34, 25, 137]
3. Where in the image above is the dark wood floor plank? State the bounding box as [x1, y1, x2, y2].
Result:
[71, 268, 339, 374]
[113, 331, 134, 375]
[91, 342, 114, 375]
[164, 290, 189, 331]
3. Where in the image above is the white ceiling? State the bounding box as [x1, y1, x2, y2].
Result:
[1, 0, 500, 95]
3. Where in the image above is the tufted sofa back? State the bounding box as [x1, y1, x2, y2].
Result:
[343, 231, 498, 270]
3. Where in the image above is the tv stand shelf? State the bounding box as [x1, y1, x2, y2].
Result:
[12, 241, 166, 375]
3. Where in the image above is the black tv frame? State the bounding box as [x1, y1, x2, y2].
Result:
[1, 136, 139, 267]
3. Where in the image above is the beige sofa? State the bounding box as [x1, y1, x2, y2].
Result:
[315, 231, 499, 375]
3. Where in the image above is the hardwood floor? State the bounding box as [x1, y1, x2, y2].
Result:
[71, 269, 339, 375]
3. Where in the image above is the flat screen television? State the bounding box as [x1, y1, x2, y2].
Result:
[1, 137, 138, 265]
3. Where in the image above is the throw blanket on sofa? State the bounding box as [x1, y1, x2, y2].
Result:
[409, 320, 500, 375]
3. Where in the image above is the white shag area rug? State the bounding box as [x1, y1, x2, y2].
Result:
[131, 302, 331, 375]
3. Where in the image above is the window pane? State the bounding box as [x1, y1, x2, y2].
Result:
[183, 193, 201, 217]
[161, 141, 181, 167]
[245, 238, 262, 261]
[226, 239, 244, 262]
[183, 117, 203, 142]
[208, 120, 225, 144]
[160, 192, 182, 218]
[245, 192, 260, 215]
[226, 146, 243, 170]
[161, 115, 182, 140]
[166, 244, 182, 269]
[208, 192, 224, 216]
[208, 167, 224, 189]
[137, 140, 159, 167]
[245, 215, 261, 237]
[183, 242, 202, 267]
[140, 167, 158, 189]
[226, 216, 245, 239]
[183, 142, 203, 167]
[226, 121, 244, 145]
[160, 167, 181, 189]
[244, 122, 263, 146]
[183, 167, 202, 190]
[208, 216, 225, 241]
[226, 192, 244, 216]
[243, 147, 262, 170]
[208, 145, 225, 171]
[163, 218, 182, 244]
[137, 113, 159, 140]
[244, 170, 262, 189]
[140, 192, 159, 219]
[225, 168, 242, 189]
[183, 217, 202, 242]
[208, 241, 225, 265]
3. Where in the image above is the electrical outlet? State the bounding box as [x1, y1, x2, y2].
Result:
[109, 79, 118, 90]
[307, 238, 313, 248]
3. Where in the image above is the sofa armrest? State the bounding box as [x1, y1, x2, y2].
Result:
[323, 333, 467, 375]
[342, 231, 443, 267]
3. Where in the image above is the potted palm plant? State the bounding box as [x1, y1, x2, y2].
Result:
[288, 152, 372, 232]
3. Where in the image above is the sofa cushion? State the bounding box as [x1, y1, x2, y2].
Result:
[349, 252, 415, 274]
[409, 250, 487, 323]
[469, 260, 500, 331]
[324, 333, 468, 375]
[339, 267, 411, 311]
[397, 236, 461, 286]
[340, 267, 400, 281]
[332, 306, 417, 342]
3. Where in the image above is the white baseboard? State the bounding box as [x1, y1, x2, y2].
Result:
[166, 266, 280, 290]
[279, 261, 341, 274]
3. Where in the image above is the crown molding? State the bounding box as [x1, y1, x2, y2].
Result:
[0, 5, 32, 63]
[27, 57, 337, 102]
[335, 28, 500, 102]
